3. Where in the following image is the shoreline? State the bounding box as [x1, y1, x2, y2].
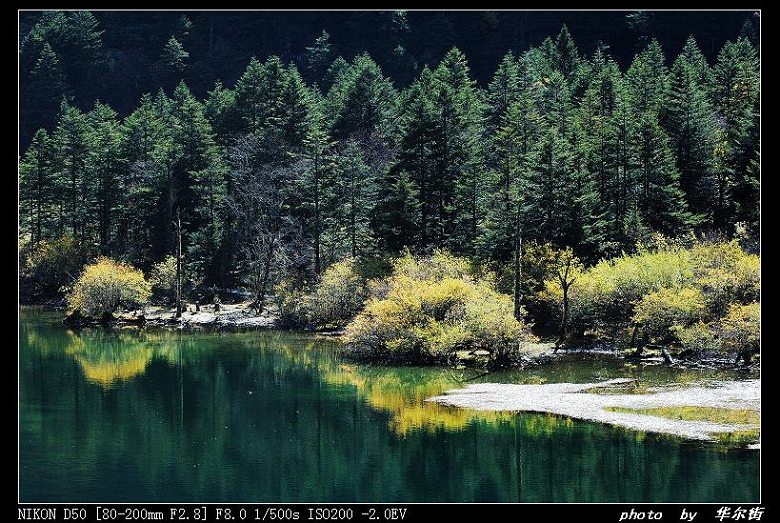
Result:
[41, 303, 759, 372]
[60, 301, 280, 330]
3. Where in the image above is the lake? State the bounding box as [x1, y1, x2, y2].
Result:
[19, 310, 759, 503]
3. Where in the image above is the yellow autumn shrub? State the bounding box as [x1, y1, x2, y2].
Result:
[632, 287, 706, 340]
[67, 257, 151, 316]
[344, 251, 532, 363]
[691, 241, 760, 316]
[719, 302, 760, 354]
[538, 240, 759, 350]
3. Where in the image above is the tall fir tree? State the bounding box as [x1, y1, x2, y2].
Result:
[25, 43, 71, 137]
[394, 67, 438, 247]
[663, 53, 717, 218]
[433, 47, 485, 254]
[712, 37, 760, 231]
[85, 102, 125, 254]
[329, 53, 398, 147]
[169, 82, 226, 284]
[522, 127, 597, 251]
[633, 111, 694, 236]
[485, 52, 521, 134]
[20, 129, 55, 243]
[121, 94, 172, 267]
[625, 39, 668, 116]
[52, 103, 90, 242]
[326, 140, 378, 259]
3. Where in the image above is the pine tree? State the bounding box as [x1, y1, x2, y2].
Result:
[478, 92, 543, 316]
[395, 67, 438, 247]
[555, 25, 580, 80]
[480, 93, 542, 258]
[680, 36, 713, 96]
[85, 102, 125, 254]
[258, 56, 289, 131]
[540, 71, 572, 135]
[234, 58, 266, 134]
[161, 36, 189, 73]
[330, 54, 398, 146]
[522, 127, 595, 249]
[625, 39, 668, 115]
[663, 53, 716, 218]
[578, 60, 623, 241]
[633, 112, 693, 236]
[121, 94, 172, 266]
[19, 129, 55, 243]
[326, 141, 377, 259]
[21, 11, 104, 107]
[52, 103, 90, 241]
[305, 30, 334, 86]
[432, 47, 485, 254]
[485, 52, 521, 133]
[280, 64, 314, 149]
[169, 82, 226, 284]
[25, 44, 71, 136]
[297, 106, 336, 275]
[713, 37, 760, 231]
[204, 80, 239, 145]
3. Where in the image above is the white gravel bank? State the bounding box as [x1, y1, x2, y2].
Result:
[427, 378, 760, 444]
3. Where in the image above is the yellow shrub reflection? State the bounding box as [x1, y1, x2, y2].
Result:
[65, 329, 175, 388]
[321, 364, 512, 435]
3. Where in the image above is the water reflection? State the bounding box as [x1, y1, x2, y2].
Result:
[321, 364, 513, 434]
[60, 322, 513, 434]
[20, 310, 760, 503]
[65, 330, 158, 387]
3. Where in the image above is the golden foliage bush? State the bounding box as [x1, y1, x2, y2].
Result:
[67, 257, 151, 316]
[344, 251, 532, 363]
[538, 239, 760, 355]
[632, 287, 706, 339]
[149, 255, 177, 301]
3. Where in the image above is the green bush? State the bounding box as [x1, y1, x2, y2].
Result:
[273, 278, 311, 329]
[719, 302, 760, 355]
[67, 257, 152, 317]
[21, 235, 89, 300]
[691, 241, 760, 316]
[344, 251, 533, 364]
[632, 287, 706, 340]
[674, 302, 760, 358]
[149, 255, 177, 303]
[307, 258, 368, 329]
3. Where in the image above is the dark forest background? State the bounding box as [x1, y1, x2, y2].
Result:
[19, 10, 757, 148]
[19, 11, 760, 314]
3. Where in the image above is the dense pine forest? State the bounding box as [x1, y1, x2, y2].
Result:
[19, 11, 760, 361]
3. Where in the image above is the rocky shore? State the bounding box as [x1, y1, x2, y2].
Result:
[64, 301, 279, 329]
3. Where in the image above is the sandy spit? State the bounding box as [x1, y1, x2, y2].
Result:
[427, 378, 760, 445]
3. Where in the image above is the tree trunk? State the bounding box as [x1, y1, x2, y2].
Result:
[559, 283, 569, 344]
[175, 209, 182, 318]
[419, 143, 427, 246]
[513, 204, 522, 320]
[256, 242, 275, 314]
[314, 152, 321, 275]
[350, 166, 356, 258]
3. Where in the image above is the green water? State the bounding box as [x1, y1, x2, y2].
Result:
[19, 310, 759, 503]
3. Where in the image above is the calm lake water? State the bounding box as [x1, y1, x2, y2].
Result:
[19, 310, 759, 503]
